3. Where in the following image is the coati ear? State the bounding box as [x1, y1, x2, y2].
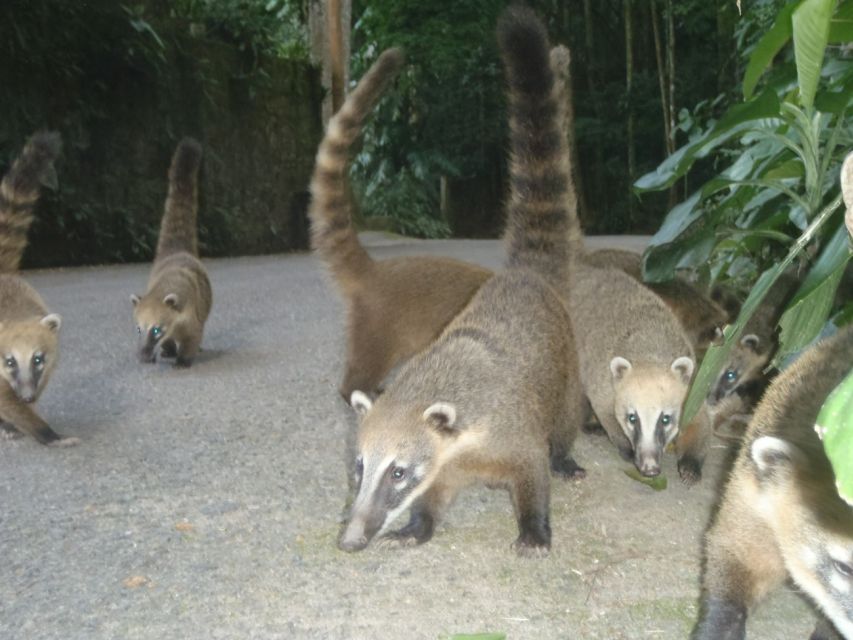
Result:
[423, 402, 458, 435]
[163, 293, 180, 308]
[40, 314, 62, 332]
[670, 356, 694, 384]
[350, 390, 373, 416]
[130, 294, 141, 306]
[741, 334, 761, 352]
[610, 356, 632, 381]
[751, 436, 804, 479]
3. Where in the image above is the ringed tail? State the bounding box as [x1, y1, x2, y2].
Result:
[0, 131, 61, 274]
[308, 48, 405, 289]
[498, 6, 580, 286]
[156, 137, 203, 259]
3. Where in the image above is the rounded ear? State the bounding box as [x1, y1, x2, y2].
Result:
[40, 314, 62, 332]
[130, 294, 140, 306]
[741, 334, 761, 351]
[423, 402, 458, 434]
[350, 390, 373, 416]
[163, 293, 180, 308]
[671, 356, 694, 384]
[610, 356, 632, 381]
[751, 436, 803, 478]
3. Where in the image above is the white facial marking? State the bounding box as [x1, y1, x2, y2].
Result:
[350, 390, 373, 415]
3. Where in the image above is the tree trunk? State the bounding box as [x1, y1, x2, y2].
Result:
[665, 0, 677, 205]
[582, 0, 603, 227]
[650, 1, 671, 154]
[625, 0, 635, 225]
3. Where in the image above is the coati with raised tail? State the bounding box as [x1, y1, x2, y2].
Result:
[693, 326, 853, 640]
[585, 248, 729, 358]
[0, 132, 77, 446]
[131, 138, 211, 367]
[339, 8, 584, 556]
[308, 50, 492, 401]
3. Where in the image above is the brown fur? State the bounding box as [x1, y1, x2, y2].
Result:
[339, 8, 584, 556]
[131, 138, 212, 367]
[695, 327, 853, 639]
[585, 248, 729, 358]
[567, 226, 704, 482]
[308, 48, 492, 399]
[0, 132, 75, 445]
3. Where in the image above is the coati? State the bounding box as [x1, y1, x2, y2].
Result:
[585, 248, 729, 358]
[131, 138, 211, 367]
[693, 326, 853, 640]
[567, 229, 704, 482]
[0, 131, 77, 446]
[338, 7, 584, 555]
[706, 273, 800, 412]
[308, 50, 492, 401]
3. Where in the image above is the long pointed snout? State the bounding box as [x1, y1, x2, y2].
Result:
[635, 450, 662, 477]
[338, 518, 370, 553]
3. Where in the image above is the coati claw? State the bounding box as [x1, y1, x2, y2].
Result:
[677, 456, 702, 486]
[512, 535, 551, 558]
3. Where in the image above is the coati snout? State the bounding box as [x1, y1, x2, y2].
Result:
[131, 293, 181, 362]
[610, 355, 693, 477]
[0, 315, 61, 404]
[339, 391, 455, 552]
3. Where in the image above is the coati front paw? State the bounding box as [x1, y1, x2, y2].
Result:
[512, 531, 551, 557]
[379, 513, 434, 548]
[174, 357, 194, 369]
[159, 340, 178, 359]
[0, 423, 23, 440]
[677, 455, 703, 485]
[47, 436, 81, 448]
[550, 455, 587, 480]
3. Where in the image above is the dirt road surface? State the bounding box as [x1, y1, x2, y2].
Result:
[1, 236, 815, 639]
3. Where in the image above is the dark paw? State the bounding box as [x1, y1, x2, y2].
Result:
[678, 455, 703, 486]
[551, 455, 587, 480]
[174, 357, 194, 369]
[159, 341, 178, 358]
[512, 531, 550, 557]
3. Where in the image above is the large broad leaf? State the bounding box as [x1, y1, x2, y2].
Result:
[743, 1, 799, 100]
[775, 221, 852, 365]
[828, 0, 853, 42]
[793, 0, 836, 109]
[816, 368, 853, 506]
[634, 90, 781, 193]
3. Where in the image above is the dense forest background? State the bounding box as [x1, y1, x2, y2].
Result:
[0, 0, 849, 268]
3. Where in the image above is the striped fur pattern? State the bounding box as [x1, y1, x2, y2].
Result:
[156, 138, 203, 259]
[309, 48, 404, 290]
[0, 131, 61, 274]
[500, 12, 579, 288]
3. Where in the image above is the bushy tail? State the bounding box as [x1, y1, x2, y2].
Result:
[309, 48, 404, 290]
[156, 137, 203, 259]
[498, 6, 580, 286]
[0, 131, 61, 274]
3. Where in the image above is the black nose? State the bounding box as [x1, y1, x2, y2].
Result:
[639, 465, 661, 478]
[21, 394, 35, 404]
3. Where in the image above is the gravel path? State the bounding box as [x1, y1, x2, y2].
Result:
[1, 236, 814, 639]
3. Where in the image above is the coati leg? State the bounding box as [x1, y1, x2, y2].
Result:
[676, 407, 709, 485]
[382, 481, 455, 547]
[809, 617, 844, 640]
[339, 306, 396, 400]
[175, 333, 201, 368]
[694, 501, 787, 639]
[509, 459, 552, 556]
[0, 420, 22, 440]
[159, 339, 178, 359]
[0, 397, 77, 446]
[549, 396, 586, 479]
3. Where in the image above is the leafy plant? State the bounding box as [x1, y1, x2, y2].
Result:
[635, 0, 853, 425]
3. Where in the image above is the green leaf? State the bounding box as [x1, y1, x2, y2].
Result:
[743, 1, 798, 100]
[775, 222, 853, 365]
[816, 368, 853, 506]
[828, 0, 853, 42]
[623, 468, 668, 491]
[634, 90, 782, 193]
[792, 0, 836, 109]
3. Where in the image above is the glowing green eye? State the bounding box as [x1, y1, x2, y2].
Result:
[4, 357, 15, 368]
[151, 326, 162, 338]
[661, 414, 671, 426]
[627, 413, 638, 425]
[725, 369, 737, 381]
[391, 466, 406, 481]
[33, 355, 44, 366]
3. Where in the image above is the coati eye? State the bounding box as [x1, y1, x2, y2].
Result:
[390, 466, 407, 481]
[33, 354, 45, 368]
[627, 412, 638, 425]
[4, 356, 16, 369]
[724, 369, 738, 382]
[151, 326, 162, 338]
[833, 559, 853, 578]
[660, 414, 671, 426]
